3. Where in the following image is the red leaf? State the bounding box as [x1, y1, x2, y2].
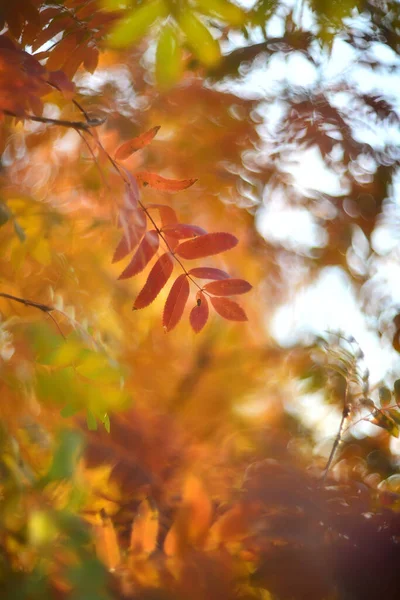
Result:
[190, 292, 209, 333]
[146, 204, 178, 226]
[47, 70, 75, 99]
[136, 172, 197, 192]
[115, 126, 161, 161]
[176, 232, 238, 260]
[133, 253, 174, 310]
[120, 167, 140, 208]
[210, 297, 247, 322]
[161, 223, 206, 239]
[112, 210, 146, 263]
[163, 274, 190, 332]
[188, 267, 230, 280]
[204, 279, 252, 296]
[118, 230, 160, 280]
[146, 204, 179, 250]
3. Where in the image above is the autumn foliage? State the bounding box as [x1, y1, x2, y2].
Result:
[2, 1, 400, 600]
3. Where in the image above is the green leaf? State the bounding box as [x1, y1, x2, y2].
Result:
[60, 404, 79, 418]
[86, 409, 98, 431]
[379, 386, 392, 407]
[371, 409, 399, 437]
[179, 10, 221, 66]
[195, 0, 246, 26]
[107, 0, 168, 48]
[46, 429, 83, 481]
[101, 413, 111, 433]
[156, 23, 183, 89]
[14, 220, 26, 242]
[0, 201, 10, 226]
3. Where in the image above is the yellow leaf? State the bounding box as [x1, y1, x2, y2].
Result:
[178, 10, 221, 67]
[108, 0, 168, 48]
[195, 0, 246, 27]
[156, 24, 183, 89]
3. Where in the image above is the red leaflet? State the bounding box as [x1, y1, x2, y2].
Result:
[176, 232, 238, 260]
[133, 253, 174, 310]
[161, 223, 206, 239]
[146, 204, 179, 251]
[120, 167, 140, 208]
[210, 297, 247, 322]
[190, 292, 209, 333]
[115, 126, 161, 161]
[136, 172, 197, 192]
[146, 204, 178, 226]
[113, 210, 146, 263]
[163, 274, 190, 332]
[204, 279, 252, 296]
[188, 267, 230, 280]
[118, 230, 160, 280]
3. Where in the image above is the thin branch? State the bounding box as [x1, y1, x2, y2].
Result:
[3, 110, 106, 131]
[0, 292, 53, 313]
[88, 133, 205, 294]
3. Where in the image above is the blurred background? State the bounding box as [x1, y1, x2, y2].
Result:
[1, 0, 400, 598]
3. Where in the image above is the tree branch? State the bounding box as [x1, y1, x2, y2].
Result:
[3, 111, 106, 131]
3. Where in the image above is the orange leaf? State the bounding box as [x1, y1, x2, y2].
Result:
[118, 230, 159, 280]
[113, 210, 146, 263]
[161, 223, 206, 239]
[130, 499, 159, 555]
[176, 232, 238, 260]
[115, 126, 161, 161]
[204, 278, 252, 296]
[94, 512, 120, 571]
[210, 297, 247, 321]
[164, 475, 212, 556]
[136, 172, 197, 192]
[207, 504, 250, 549]
[163, 274, 190, 332]
[189, 267, 230, 280]
[133, 253, 174, 310]
[190, 292, 209, 333]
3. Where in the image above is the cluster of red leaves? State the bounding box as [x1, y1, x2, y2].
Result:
[112, 127, 252, 332]
[3, 0, 118, 81]
[0, 35, 74, 118]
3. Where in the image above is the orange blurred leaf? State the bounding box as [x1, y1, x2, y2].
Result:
[94, 512, 121, 571]
[164, 474, 212, 555]
[130, 499, 159, 555]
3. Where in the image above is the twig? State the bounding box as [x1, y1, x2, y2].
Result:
[3, 110, 106, 131]
[0, 292, 53, 313]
